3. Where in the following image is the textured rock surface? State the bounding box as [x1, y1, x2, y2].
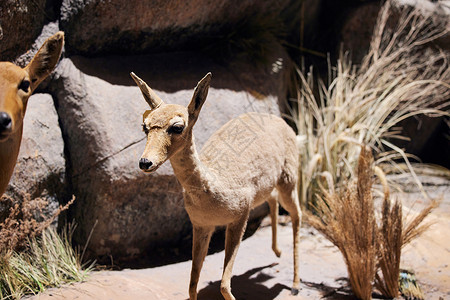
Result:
[0, 0, 48, 61]
[5, 93, 65, 214]
[59, 0, 292, 55]
[1, 0, 448, 266]
[48, 48, 289, 262]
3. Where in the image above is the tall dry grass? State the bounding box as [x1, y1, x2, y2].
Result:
[294, 1, 448, 298]
[0, 195, 92, 300]
[292, 0, 450, 208]
[306, 147, 437, 299]
[307, 147, 377, 300]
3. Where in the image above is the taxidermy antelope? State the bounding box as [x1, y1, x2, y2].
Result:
[131, 72, 301, 300]
[0, 32, 64, 196]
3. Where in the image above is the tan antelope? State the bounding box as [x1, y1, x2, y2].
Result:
[0, 32, 64, 196]
[131, 72, 301, 300]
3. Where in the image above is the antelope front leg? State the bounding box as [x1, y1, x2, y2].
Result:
[221, 215, 249, 300]
[189, 225, 214, 300]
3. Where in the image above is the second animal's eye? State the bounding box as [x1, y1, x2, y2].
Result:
[168, 124, 184, 134]
[142, 123, 149, 135]
[18, 80, 30, 93]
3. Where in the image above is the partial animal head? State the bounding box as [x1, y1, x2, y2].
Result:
[131, 72, 211, 172]
[0, 32, 64, 142]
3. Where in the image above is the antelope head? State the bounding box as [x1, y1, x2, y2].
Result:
[0, 32, 64, 142]
[130, 72, 211, 172]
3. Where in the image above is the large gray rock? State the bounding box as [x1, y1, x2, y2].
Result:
[0, 0, 48, 61]
[5, 93, 66, 217]
[339, 0, 450, 65]
[59, 0, 291, 55]
[49, 48, 289, 262]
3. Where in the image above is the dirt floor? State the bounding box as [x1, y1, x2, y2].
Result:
[27, 175, 449, 300]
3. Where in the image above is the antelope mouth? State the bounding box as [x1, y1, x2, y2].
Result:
[141, 164, 161, 173]
[0, 132, 10, 142]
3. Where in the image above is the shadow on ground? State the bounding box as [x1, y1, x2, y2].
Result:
[105, 211, 268, 269]
[194, 263, 361, 300]
[195, 264, 290, 300]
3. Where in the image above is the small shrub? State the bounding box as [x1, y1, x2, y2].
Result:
[306, 147, 377, 300]
[292, 0, 450, 208]
[0, 194, 92, 300]
[306, 147, 437, 299]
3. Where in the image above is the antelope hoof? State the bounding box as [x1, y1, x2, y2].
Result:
[272, 246, 282, 258]
[291, 287, 300, 295]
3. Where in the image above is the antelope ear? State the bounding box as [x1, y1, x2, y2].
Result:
[143, 110, 152, 123]
[187, 72, 212, 124]
[25, 31, 64, 92]
[130, 72, 164, 110]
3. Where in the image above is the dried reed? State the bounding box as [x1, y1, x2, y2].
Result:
[307, 147, 377, 300]
[307, 147, 438, 299]
[292, 0, 450, 208]
[374, 194, 402, 297]
[292, 0, 447, 298]
[0, 194, 74, 255]
[0, 194, 87, 300]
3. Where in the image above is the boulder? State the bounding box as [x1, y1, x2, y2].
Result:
[48, 47, 290, 263]
[59, 0, 292, 55]
[5, 93, 66, 218]
[0, 0, 48, 61]
[339, 0, 449, 63]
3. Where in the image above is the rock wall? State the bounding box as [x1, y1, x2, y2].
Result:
[6, 93, 66, 219]
[1, 0, 448, 264]
[1, 0, 293, 263]
[47, 52, 287, 260]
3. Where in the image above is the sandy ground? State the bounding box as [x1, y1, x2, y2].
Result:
[28, 176, 449, 300]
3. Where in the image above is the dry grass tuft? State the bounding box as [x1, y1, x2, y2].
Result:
[402, 199, 438, 247]
[292, 0, 447, 298]
[374, 194, 402, 298]
[0, 194, 89, 300]
[292, 0, 450, 208]
[0, 194, 74, 255]
[307, 146, 438, 299]
[306, 147, 377, 300]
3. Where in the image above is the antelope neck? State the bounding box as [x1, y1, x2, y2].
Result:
[169, 132, 214, 194]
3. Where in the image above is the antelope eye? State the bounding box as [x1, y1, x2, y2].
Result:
[168, 124, 184, 134]
[18, 80, 30, 93]
[142, 123, 149, 135]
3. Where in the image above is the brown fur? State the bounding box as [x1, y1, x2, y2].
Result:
[0, 32, 64, 196]
[132, 72, 301, 300]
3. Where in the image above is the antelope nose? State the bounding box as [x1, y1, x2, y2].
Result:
[139, 158, 153, 170]
[0, 112, 12, 132]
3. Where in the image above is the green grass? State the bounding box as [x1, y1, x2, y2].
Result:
[0, 225, 94, 300]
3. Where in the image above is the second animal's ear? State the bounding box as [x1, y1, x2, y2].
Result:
[188, 72, 212, 124]
[130, 72, 164, 110]
[25, 31, 64, 92]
